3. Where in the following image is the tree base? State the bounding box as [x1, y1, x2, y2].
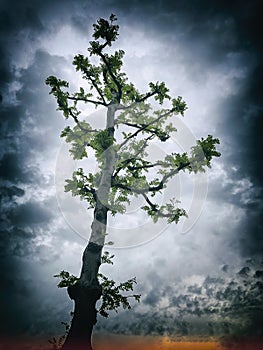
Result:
[61, 284, 102, 350]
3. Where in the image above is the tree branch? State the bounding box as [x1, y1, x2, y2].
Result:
[97, 51, 122, 103]
[68, 96, 107, 107]
[141, 193, 182, 220]
[116, 90, 159, 111]
[127, 162, 162, 171]
[141, 193, 158, 211]
[113, 135, 154, 177]
[83, 186, 96, 197]
[67, 108, 97, 134]
[81, 66, 107, 105]
[119, 107, 176, 148]
[136, 90, 158, 103]
[112, 161, 190, 194]
[68, 108, 81, 126]
[120, 121, 169, 142]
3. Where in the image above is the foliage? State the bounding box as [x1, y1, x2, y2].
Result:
[50, 250, 140, 348]
[64, 168, 97, 208]
[46, 14, 220, 223]
[48, 312, 74, 350]
[53, 251, 141, 318]
[53, 270, 79, 288]
[98, 274, 140, 318]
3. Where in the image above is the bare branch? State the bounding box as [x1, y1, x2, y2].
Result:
[68, 108, 80, 125]
[118, 121, 147, 130]
[119, 121, 169, 142]
[136, 90, 158, 103]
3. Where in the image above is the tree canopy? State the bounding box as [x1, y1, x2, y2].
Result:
[46, 14, 221, 349]
[46, 14, 220, 230]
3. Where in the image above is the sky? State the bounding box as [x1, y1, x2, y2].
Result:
[0, 0, 263, 348]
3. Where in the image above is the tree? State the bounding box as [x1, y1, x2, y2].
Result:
[46, 14, 220, 350]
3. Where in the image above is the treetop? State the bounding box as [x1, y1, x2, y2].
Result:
[46, 14, 220, 225]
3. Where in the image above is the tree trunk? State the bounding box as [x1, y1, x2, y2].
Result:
[61, 242, 103, 350]
[61, 105, 117, 349]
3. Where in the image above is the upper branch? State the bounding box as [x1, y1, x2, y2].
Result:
[116, 90, 158, 111]
[112, 161, 190, 194]
[97, 50, 123, 103]
[127, 162, 162, 171]
[80, 65, 108, 105]
[119, 107, 176, 148]
[66, 107, 93, 133]
[141, 193, 170, 218]
[113, 135, 154, 177]
[141, 193, 187, 224]
[120, 121, 170, 142]
[116, 81, 171, 111]
[45, 75, 104, 130]
[67, 95, 107, 107]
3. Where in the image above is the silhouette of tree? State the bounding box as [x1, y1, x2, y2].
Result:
[46, 14, 220, 350]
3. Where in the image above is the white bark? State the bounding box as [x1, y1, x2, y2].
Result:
[79, 105, 117, 286]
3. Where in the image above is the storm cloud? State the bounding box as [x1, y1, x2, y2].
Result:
[0, 0, 262, 347]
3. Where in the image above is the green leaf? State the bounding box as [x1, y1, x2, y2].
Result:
[172, 96, 187, 115]
[54, 270, 78, 288]
[90, 129, 115, 157]
[101, 251, 115, 265]
[98, 273, 140, 318]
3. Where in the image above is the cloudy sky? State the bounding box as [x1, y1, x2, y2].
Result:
[0, 0, 262, 349]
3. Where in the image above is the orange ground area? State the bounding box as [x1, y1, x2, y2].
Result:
[95, 335, 263, 350]
[95, 335, 223, 350]
[1, 335, 263, 349]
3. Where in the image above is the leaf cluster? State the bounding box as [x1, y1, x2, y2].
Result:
[48, 317, 73, 349]
[98, 274, 140, 318]
[60, 121, 94, 159]
[64, 168, 96, 207]
[108, 186, 131, 216]
[101, 251, 115, 264]
[92, 14, 119, 47]
[54, 270, 79, 288]
[142, 198, 188, 224]
[53, 251, 140, 318]
[45, 76, 80, 120]
[189, 135, 221, 173]
[90, 129, 115, 157]
[99, 252, 139, 319]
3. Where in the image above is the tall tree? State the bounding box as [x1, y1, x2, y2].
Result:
[46, 14, 220, 350]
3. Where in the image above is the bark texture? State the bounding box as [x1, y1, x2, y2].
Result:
[61, 106, 117, 349]
[61, 243, 102, 350]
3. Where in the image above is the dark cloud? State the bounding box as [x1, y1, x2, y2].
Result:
[137, 0, 263, 189]
[0, 153, 37, 182]
[144, 288, 161, 307]
[0, 50, 67, 193]
[96, 260, 263, 340]
[8, 200, 53, 225]
[0, 0, 262, 345]
[0, 185, 25, 199]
